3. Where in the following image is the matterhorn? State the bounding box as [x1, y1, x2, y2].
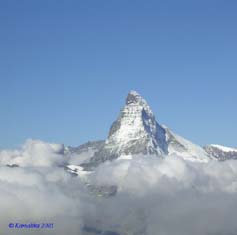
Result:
[68, 91, 211, 169]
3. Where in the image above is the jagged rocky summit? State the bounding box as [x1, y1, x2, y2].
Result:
[69, 90, 218, 169]
[94, 91, 168, 159]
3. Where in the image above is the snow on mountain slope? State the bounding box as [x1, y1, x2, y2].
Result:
[204, 144, 237, 161]
[104, 90, 167, 156]
[66, 165, 91, 178]
[164, 127, 210, 162]
[66, 141, 105, 165]
[209, 144, 237, 153]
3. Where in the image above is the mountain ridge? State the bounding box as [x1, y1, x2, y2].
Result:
[69, 91, 226, 168]
[204, 144, 237, 161]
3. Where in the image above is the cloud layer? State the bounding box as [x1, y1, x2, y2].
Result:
[0, 139, 66, 167]
[1, 140, 237, 235]
[88, 156, 237, 235]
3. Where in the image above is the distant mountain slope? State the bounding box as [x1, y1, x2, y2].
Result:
[164, 127, 210, 162]
[65, 141, 105, 165]
[204, 144, 237, 161]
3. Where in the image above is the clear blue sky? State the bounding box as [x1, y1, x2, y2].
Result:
[0, 0, 236, 149]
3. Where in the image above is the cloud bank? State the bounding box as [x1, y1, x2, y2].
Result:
[0, 139, 66, 167]
[87, 156, 237, 235]
[1, 140, 237, 235]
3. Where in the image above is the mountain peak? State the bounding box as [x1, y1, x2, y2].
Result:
[126, 90, 141, 102]
[126, 90, 146, 105]
[128, 90, 140, 96]
[80, 92, 211, 168]
[99, 90, 168, 158]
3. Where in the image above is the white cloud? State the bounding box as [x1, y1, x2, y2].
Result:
[0, 165, 84, 235]
[87, 156, 237, 234]
[0, 139, 66, 167]
[1, 141, 237, 235]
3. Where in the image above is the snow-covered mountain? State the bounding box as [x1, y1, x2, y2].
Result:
[204, 144, 237, 161]
[65, 140, 104, 165]
[71, 90, 211, 168]
[106, 90, 168, 155]
[164, 127, 210, 162]
[87, 90, 168, 166]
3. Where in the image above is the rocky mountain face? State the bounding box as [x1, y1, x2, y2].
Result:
[204, 145, 237, 161]
[71, 91, 213, 168]
[82, 91, 169, 167]
[105, 90, 168, 156]
[93, 91, 168, 161]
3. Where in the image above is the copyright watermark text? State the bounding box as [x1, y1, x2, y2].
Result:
[8, 223, 54, 229]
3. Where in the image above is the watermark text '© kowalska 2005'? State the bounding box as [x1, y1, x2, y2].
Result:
[8, 222, 54, 229]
